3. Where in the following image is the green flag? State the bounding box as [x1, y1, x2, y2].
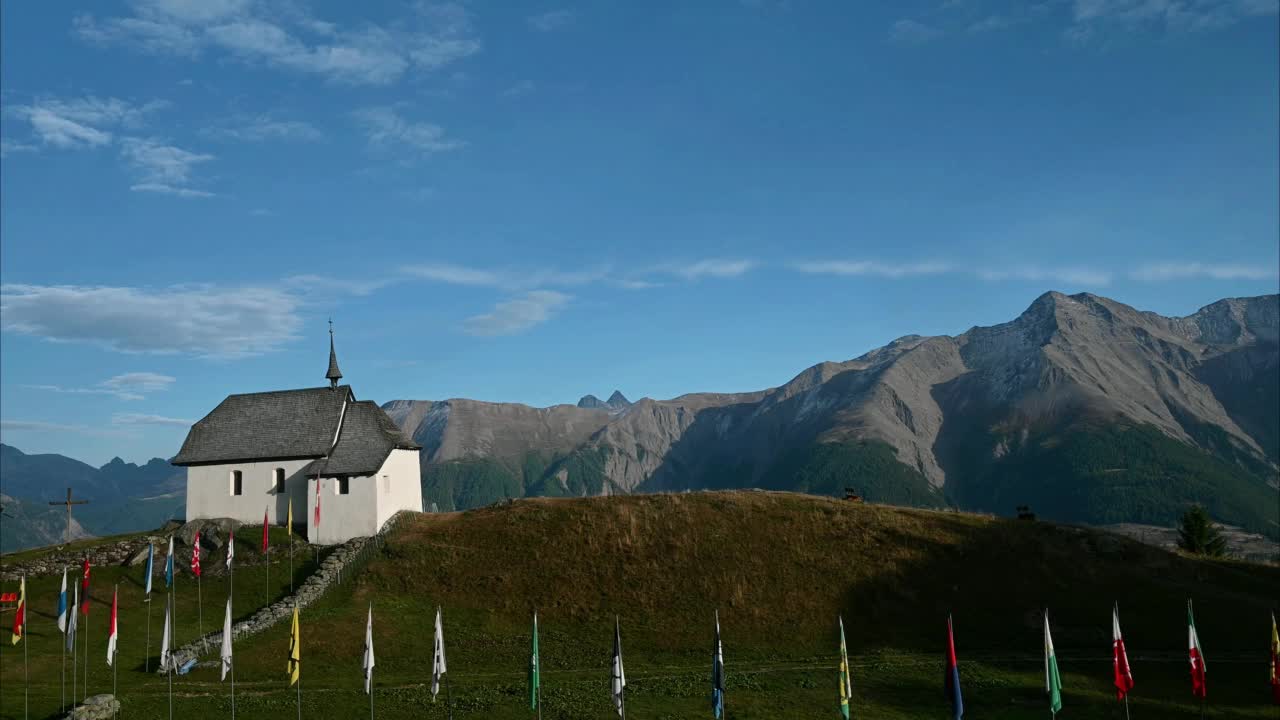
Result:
[838, 617, 852, 720]
[1044, 610, 1063, 714]
[529, 611, 541, 711]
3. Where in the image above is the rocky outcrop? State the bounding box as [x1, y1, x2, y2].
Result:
[66, 694, 119, 720]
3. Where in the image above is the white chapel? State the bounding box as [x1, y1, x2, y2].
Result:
[173, 327, 423, 544]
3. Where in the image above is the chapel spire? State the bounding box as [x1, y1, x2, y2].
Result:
[326, 319, 343, 389]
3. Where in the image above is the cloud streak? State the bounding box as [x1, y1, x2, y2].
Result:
[0, 283, 302, 357]
[112, 412, 192, 427]
[120, 137, 216, 197]
[75, 0, 481, 86]
[464, 290, 570, 336]
[1131, 261, 1279, 282]
[24, 373, 175, 401]
[794, 260, 1113, 286]
[353, 106, 464, 156]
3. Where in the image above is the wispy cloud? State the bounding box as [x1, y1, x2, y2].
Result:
[663, 259, 758, 280]
[1131, 261, 1279, 282]
[0, 283, 302, 357]
[528, 10, 575, 32]
[463, 291, 570, 336]
[75, 0, 480, 86]
[401, 263, 611, 289]
[889, 19, 942, 45]
[0, 420, 131, 438]
[501, 80, 536, 98]
[792, 259, 1113, 286]
[352, 106, 464, 156]
[9, 96, 168, 149]
[119, 137, 216, 197]
[112, 412, 192, 427]
[24, 372, 176, 401]
[403, 263, 504, 287]
[792, 260, 953, 278]
[201, 115, 323, 143]
[967, 14, 1014, 33]
[1067, 0, 1278, 40]
[0, 139, 38, 157]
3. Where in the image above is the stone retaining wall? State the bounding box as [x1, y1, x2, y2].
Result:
[161, 510, 413, 672]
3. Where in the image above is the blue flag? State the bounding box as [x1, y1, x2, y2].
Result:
[165, 536, 174, 588]
[945, 615, 964, 720]
[57, 567, 68, 632]
[711, 611, 725, 718]
[144, 543, 154, 596]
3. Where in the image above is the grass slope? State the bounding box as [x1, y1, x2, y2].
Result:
[2, 493, 1277, 719]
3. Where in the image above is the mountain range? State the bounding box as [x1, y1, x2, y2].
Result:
[3, 290, 1277, 552]
[384, 291, 1279, 536]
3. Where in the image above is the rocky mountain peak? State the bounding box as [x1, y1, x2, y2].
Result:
[577, 394, 606, 409]
[606, 390, 632, 408]
[579, 391, 632, 410]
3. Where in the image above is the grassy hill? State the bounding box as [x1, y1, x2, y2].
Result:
[2, 492, 1278, 719]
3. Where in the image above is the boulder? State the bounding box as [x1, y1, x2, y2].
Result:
[124, 546, 151, 567]
[67, 693, 120, 720]
[177, 520, 205, 547]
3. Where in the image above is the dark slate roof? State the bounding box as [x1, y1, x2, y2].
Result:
[326, 334, 343, 383]
[172, 386, 353, 465]
[304, 401, 421, 477]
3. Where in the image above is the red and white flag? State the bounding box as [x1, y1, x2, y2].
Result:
[191, 531, 202, 578]
[106, 585, 119, 665]
[314, 479, 322, 527]
[80, 558, 91, 616]
[1187, 600, 1206, 699]
[1112, 604, 1134, 700]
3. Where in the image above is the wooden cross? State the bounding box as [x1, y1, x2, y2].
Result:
[49, 487, 90, 546]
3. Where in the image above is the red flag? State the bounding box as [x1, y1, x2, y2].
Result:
[262, 508, 270, 553]
[1188, 600, 1206, 699]
[80, 558, 91, 615]
[1112, 604, 1134, 700]
[9, 577, 25, 645]
[314, 479, 321, 527]
[107, 586, 118, 664]
[191, 531, 202, 578]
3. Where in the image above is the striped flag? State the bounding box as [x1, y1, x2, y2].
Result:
[80, 558, 91, 615]
[144, 544, 154, 597]
[9, 576, 25, 645]
[529, 612, 540, 711]
[287, 605, 301, 686]
[66, 584, 79, 652]
[838, 617, 852, 719]
[191, 532, 202, 578]
[57, 567, 69, 632]
[165, 537, 175, 588]
[220, 596, 233, 681]
[711, 611, 724, 719]
[363, 604, 375, 694]
[945, 615, 964, 720]
[432, 607, 447, 699]
[1044, 610, 1062, 714]
[611, 617, 626, 718]
[107, 586, 119, 665]
[160, 596, 173, 672]
[1188, 600, 1206, 699]
[1113, 604, 1134, 700]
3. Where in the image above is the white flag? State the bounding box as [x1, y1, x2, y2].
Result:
[611, 617, 626, 717]
[160, 596, 173, 672]
[431, 607, 447, 698]
[226, 530, 235, 568]
[363, 604, 375, 694]
[106, 586, 119, 666]
[57, 567, 69, 632]
[220, 596, 233, 681]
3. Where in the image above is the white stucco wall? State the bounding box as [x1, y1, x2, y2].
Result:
[185, 459, 313, 529]
[307, 474, 379, 545]
[374, 448, 423, 529]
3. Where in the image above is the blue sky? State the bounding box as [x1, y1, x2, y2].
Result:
[2, 0, 1277, 466]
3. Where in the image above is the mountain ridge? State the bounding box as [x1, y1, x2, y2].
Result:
[385, 291, 1279, 535]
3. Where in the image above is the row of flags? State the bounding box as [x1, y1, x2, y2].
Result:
[11, 582, 1280, 713]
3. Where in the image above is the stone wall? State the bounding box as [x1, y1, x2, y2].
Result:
[161, 510, 413, 673]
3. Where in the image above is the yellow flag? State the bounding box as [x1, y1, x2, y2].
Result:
[286, 497, 294, 538]
[288, 605, 301, 685]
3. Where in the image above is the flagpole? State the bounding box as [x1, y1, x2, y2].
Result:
[62, 586, 67, 715]
[146, 594, 152, 673]
[168, 593, 174, 720]
[112, 584, 118, 720]
[1124, 695, 1130, 720]
[230, 591, 237, 720]
[23, 598, 29, 720]
[198, 573, 206, 654]
[296, 601, 302, 720]
[72, 604, 78, 705]
[84, 591, 91, 702]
